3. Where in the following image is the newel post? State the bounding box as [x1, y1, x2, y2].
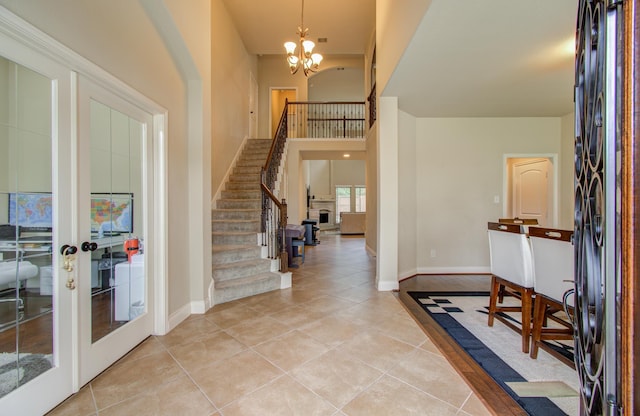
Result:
[280, 199, 288, 273]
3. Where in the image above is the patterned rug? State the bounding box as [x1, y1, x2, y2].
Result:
[409, 291, 579, 416]
[0, 353, 52, 397]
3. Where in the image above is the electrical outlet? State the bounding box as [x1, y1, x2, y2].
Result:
[430, 249, 436, 258]
[493, 195, 500, 204]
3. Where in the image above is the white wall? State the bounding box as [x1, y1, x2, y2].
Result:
[560, 112, 574, 229]
[414, 117, 565, 273]
[397, 110, 417, 279]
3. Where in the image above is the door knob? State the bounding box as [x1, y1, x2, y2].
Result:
[81, 241, 98, 252]
[60, 244, 77, 255]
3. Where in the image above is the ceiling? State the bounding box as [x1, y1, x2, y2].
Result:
[223, 0, 577, 118]
[221, 0, 375, 55]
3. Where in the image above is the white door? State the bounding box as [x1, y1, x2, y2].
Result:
[76, 76, 154, 384]
[0, 45, 74, 414]
[512, 158, 552, 226]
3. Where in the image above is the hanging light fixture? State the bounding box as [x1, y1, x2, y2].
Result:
[284, 0, 323, 76]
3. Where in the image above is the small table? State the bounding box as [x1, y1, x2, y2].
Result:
[284, 224, 305, 268]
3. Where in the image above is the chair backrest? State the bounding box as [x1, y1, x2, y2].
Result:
[529, 227, 574, 306]
[498, 217, 539, 225]
[487, 222, 535, 288]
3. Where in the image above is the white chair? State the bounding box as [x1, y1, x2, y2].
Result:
[487, 222, 535, 353]
[0, 260, 39, 309]
[528, 227, 575, 366]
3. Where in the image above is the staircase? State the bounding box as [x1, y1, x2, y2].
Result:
[212, 139, 281, 305]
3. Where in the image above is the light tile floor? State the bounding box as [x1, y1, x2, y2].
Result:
[48, 235, 491, 416]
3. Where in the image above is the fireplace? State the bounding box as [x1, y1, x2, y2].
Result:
[319, 209, 330, 224]
[310, 200, 335, 229]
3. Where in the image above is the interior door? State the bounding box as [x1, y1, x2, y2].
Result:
[0, 46, 74, 414]
[77, 76, 154, 384]
[512, 158, 551, 226]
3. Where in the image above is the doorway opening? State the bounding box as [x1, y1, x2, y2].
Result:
[504, 155, 558, 227]
[270, 88, 297, 137]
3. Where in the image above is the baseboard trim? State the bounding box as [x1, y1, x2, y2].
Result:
[399, 269, 418, 281]
[167, 303, 191, 332]
[376, 279, 399, 291]
[190, 300, 207, 314]
[279, 271, 292, 289]
[211, 135, 249, 208]
[416, 266, 491, 274]
[365, 244, 377, 257]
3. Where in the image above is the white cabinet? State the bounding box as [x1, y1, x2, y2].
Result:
[113, 254, 144, 321]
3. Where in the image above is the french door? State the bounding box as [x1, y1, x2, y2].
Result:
[77, 76, 155, 385]
[0, 35, 74, 415]
[0, 24, 158, 415]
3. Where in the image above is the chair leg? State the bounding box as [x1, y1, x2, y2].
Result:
[530, 295, 547, 359]
[488, 275, 500, 327]
[498, 284, 505, 303]
[521, 287, 533, 353]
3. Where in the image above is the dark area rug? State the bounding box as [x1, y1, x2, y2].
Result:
[409, 291, 575, 416]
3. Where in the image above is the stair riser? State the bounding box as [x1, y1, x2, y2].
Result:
[221, 190, 262, 199]
[213, 276, 280, 305]
[212, 247, 263, 265]
[212, 221, 260, 232]
[240, 154, 268, 161]
[229, 174, 260, 183]
[212, 233, 257, 245]
[236, 159, 265, 167]
[217, 200, 261, 210]
[213, 261, 272, 282]
[212, 210, 261, 220]
[225, 182, 260, 191]
[233, 166, 263, 175]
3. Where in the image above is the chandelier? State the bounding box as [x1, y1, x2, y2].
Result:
[284, 0, 323, 76]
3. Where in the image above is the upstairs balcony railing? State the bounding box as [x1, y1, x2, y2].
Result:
[286, 101, 365, 138]
[367, 84, 376, 128]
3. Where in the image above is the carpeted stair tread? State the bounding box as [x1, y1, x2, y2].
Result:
[213, 258, 272, 282]
[211, 138, 281, 305]
[214, 272, 280, 290]
[212, 244, 257, 252]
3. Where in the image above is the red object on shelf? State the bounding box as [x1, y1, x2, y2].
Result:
[123, 238, 139, 262]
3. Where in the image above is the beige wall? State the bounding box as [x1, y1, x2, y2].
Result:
[286, 140, 367, 225]
[258, 55, 364, 138]
[414, 117, 567, 273]
[211, 0, 257, 196]
[308, 67, 365, 101]
[376, 0, 432, 93]
[306, 159, 365, 200]
[365, 124, 378, 255]
[0, 0, 208, 316]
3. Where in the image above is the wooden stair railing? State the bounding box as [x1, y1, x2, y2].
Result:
[261, 99, 289, 272]
[260, 99, 367, 272]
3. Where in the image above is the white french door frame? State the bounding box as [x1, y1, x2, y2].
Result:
[0, 7, 168, 414]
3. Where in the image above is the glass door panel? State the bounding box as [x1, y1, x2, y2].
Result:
[336, 186, 351, 223]
[89, 100, 144, 343]
[0, 57, 54, 398]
